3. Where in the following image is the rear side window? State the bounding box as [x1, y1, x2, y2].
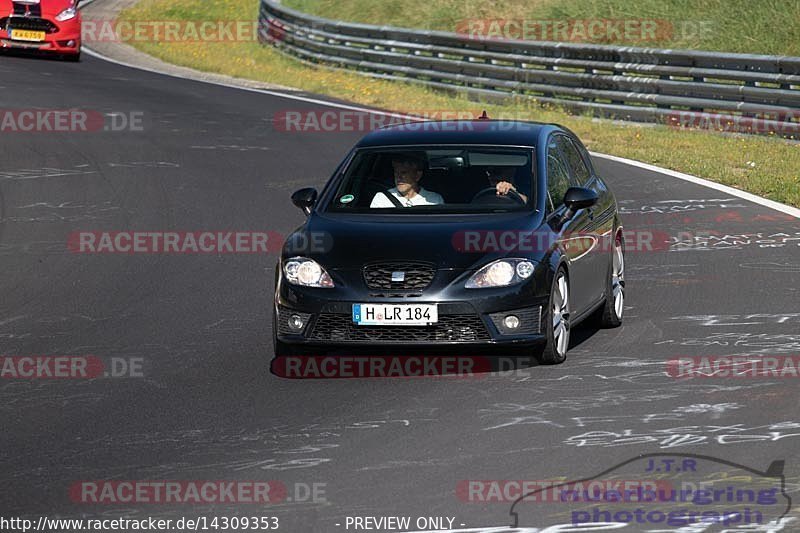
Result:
[554, 135, 591, 186]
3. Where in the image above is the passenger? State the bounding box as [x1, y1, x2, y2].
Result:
[370, 154, 444, 208]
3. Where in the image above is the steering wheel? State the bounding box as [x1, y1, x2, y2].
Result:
[470, 186, 525, 205]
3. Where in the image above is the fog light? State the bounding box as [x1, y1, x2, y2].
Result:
[67, 40, 76, 48]
[288, 314, 305, 331]
[503, 315, 520, 329]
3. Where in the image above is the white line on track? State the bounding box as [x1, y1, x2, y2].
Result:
[590, 152, 800, 219]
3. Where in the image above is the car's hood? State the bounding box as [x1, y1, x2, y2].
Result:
[284, 211, 546, 270]
[0, 0, 76, 17]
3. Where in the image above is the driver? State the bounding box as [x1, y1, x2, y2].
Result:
[486, 166, 528, 203]
[370, 153, 444, 208]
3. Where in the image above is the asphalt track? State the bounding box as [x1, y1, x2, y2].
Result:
[1, 50, 800, 532]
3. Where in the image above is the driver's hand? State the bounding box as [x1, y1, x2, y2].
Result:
[495, 181, 515, 195]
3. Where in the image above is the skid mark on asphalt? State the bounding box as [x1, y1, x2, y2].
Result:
[654, 333, 800, 353]
[1, 201, 122, 223]
[190, 145, 270, 151]
[669, 314, 800, 326]
[619, 198, 748, 215]
[107, 161, 180, 168]
[671, 231, 800, 251]
[0, 167, 98, 181]
[740, 261, 800, 272]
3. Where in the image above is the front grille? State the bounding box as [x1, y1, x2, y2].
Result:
[309, 314, 490, 343]
[362, 261, 436, 291]
[2, 17, 59, 34]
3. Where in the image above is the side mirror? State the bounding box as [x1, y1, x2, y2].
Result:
[563, 187, 598, 211]
[554, 187, 598, 228]
[291, 187, 318, 216]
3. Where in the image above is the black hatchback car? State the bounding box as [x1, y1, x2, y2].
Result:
[273, 119, 624, 364]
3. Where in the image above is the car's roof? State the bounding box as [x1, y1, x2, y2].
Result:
[355, 120, 556, 148]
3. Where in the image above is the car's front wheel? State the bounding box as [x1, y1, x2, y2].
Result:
[537, 267, 570, 365]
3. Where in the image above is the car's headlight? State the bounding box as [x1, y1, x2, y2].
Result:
[466, 258, 536, 288]
[283, 257, 334, 288]
[55, 7, 78, 21]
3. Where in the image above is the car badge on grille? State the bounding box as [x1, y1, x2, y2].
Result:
[391, 271, 405, 282]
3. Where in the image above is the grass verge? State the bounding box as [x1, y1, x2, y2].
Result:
[286, 0, 800, 56]
[118, 0, 800, 207]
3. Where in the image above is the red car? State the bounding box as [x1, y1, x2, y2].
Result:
[0, 0, 81, 60]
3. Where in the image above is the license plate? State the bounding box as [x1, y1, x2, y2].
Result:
[10, 30, 46, 42]
[353, 304, 438, 326]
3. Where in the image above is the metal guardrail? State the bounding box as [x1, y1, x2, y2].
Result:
[258, 0, 800, 137]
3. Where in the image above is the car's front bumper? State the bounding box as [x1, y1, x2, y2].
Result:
[275, 303, 546, 347]
[274, 267, 551, 347]
[0, 18, 81, 55]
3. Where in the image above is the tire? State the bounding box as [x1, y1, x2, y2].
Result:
[537, 267, 570, 365]
[596, 231, 625, 328]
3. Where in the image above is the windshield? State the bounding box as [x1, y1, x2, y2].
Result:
[325, 146, 535, 213]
